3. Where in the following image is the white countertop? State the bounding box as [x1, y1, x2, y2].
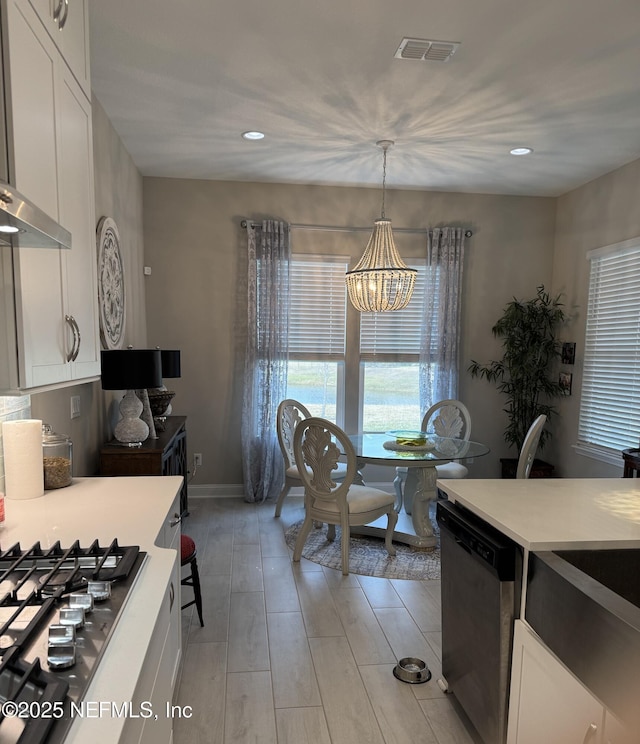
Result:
[1, 475, 182, 743]
[436, 478, 640, 550]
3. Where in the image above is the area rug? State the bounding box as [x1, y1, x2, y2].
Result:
[284, 521, 440, 581]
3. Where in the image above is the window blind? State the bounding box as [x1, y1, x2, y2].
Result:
[578, 242, 640, 451]
[288, 257, 347, 358]
[360, 262, 428, 359]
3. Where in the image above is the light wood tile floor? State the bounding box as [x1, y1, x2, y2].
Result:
[174, 496, 480, 744]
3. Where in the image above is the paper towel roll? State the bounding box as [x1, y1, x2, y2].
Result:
[2, 419, 44, 500]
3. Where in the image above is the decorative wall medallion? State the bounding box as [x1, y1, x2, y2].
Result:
[96, 216, 126, 349]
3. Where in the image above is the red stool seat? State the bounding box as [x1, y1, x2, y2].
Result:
[181, 534, 196, 562]
[180, 533, 204, 627]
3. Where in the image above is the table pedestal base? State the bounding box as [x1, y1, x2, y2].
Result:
[350, 511, 437, 548]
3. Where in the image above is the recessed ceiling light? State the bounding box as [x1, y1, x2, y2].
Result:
[510, 147, 533, 156]
[242, 131, 265, 141]
[0, 224, 20, 234]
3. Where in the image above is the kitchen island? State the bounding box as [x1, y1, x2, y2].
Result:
[436, 478, 640, 744]
[1, 475, 183, 744]
[437, 477, 640, 550]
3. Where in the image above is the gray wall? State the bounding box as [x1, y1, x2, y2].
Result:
[143, 178, 556, 489]
[551, 157, 640, 477]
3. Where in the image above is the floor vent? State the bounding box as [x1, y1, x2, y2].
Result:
[394, 38, 460, 62]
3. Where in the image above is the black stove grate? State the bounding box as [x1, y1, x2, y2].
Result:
[0, 539, 141, 599]
[0, 540, 144, 744]
[0, 647, 69, 744]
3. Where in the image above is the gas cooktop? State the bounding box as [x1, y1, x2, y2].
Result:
[0, 539, 146, 744]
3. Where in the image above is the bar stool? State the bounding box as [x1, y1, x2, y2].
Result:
[181, 534, 204, 626]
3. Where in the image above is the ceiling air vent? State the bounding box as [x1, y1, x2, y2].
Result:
[394, 38, 460, 62]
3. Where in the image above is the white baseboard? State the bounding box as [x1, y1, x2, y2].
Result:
[188, 484, 245, 499]
[187, 483, 394, 499]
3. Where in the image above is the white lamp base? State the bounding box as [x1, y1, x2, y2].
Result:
[114, 389, 149, 444]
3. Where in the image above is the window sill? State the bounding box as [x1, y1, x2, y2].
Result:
[573, 443, 625, 469]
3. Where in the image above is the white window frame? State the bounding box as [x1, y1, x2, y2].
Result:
[287, 255, 349, 427]
[287, 253, 427, 432]
[575, 236, 640, 465]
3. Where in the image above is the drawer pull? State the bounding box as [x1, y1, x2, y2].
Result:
[169, 513, 182, 527]
[58, 0, 69, 29]
[582, 723, 598, 743]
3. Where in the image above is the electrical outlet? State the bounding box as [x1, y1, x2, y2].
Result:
[70, 395, 81, 419]
[194, 453, 202, 467]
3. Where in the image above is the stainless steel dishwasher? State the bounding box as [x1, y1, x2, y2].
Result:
[436, 500, 523, 744]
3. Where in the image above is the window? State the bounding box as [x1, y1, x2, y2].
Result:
[287, 257, 347, 422]
[578, 238, 640, 457]
[359, 267, 426, 430]
[286, 254, 425, 430]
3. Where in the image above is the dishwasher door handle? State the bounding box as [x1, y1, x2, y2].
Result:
[454, 536, 472, 555]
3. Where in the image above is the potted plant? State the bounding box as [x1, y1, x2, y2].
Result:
[468, 285, 567, 477]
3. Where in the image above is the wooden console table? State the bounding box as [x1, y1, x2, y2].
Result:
[100, 416, 189, 515]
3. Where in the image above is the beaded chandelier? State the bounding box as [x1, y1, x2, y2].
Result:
[346, 141, 417, 312]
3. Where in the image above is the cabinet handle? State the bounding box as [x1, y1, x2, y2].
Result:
[65, 315, 77, 362]
[582, 723, 598, 743]
[58, 0, 69, 29]
[71, 316, 81, 361]
[169, 582, 175, 612]
[65, 315, 81, 362]
[169, 513, 182, 527]
[53, 0, 64, 21]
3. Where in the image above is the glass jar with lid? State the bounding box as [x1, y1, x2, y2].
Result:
[42, 424, 73, 489]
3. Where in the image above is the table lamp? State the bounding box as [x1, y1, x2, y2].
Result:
[101, 348, 162, 446]
[161, 349, 181, 379]
[148, 350, 181, 426]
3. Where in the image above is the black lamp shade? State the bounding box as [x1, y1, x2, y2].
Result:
[100, 349, 163, 390]
[160, 349, 181, 379]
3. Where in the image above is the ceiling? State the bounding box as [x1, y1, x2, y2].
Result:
[89, 0, 640, 197]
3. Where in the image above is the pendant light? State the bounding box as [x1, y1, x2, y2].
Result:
[346, 140, 417, 312]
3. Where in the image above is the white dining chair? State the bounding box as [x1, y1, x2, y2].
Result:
[396, 399, 472, 514]
[516, 414, 547, 479]
[292, 417, 397, 575]
[274, 398, 352, 518]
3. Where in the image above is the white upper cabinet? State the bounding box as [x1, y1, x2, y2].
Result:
[1, 0, 99, 391]
[27, 0, 91, 98]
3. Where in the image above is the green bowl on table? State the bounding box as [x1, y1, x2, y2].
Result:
[387, 430, 428, 447]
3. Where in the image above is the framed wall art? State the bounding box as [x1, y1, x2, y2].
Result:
[559, 371, 573, 395]
[96, 216, 126, 350]
[561, 342, 576, 365]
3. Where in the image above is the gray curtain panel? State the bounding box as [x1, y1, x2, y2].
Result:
[242, 220, 291, 502]
[419, 227, 465, 412]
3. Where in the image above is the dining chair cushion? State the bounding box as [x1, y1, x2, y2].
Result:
[311, 484, 394, 514]
[285, 461, 348, 480]
[435, 462, 469, 479]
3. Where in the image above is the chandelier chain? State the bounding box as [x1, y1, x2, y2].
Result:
[381, 146, 387, 219]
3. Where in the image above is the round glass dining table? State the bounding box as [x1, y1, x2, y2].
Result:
[347, 433, 490, 547]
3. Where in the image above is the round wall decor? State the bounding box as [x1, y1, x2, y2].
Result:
[96, 216, 126, 349]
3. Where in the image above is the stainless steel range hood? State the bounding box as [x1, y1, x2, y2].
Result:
[0, 183, 71, 250]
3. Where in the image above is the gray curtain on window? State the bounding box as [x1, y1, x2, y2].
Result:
[419, 227, 465, 412]
[241, 220, 290, 503]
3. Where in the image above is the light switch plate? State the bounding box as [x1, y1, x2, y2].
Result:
[70, 395, 81, 419]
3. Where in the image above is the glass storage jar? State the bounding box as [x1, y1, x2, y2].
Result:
[42, 424, 73, 489]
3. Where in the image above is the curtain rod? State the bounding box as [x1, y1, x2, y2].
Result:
[240, 219, 473, 238]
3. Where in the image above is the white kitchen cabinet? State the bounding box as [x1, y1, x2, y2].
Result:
[508, 620, 610, 744]
[1, 0, 100, 391]
[27, 0, 91, 97]
[121, 493, 182, 744]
